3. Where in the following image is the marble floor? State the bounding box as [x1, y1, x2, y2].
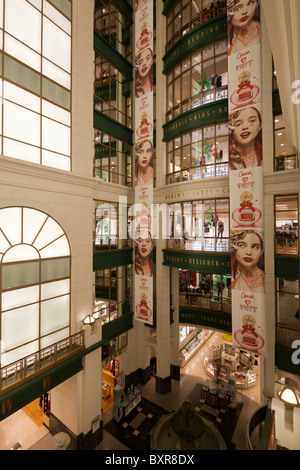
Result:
[0, 331, 262, 451]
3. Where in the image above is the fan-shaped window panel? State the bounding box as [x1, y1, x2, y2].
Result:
[3, 244, 39, 263]
[0, 207, 71, 367]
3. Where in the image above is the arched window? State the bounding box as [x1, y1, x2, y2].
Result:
[0, 207, 71, 367]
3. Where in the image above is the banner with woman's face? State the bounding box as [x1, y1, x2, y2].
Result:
[227, 0, 266, 355]
[134, 0, 154, 325]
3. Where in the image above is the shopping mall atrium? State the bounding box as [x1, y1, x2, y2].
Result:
[0, 0, 300, 451]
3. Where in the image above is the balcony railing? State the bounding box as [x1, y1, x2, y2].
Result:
[180, 292, 231, 314]
[276, 324, 300, 348]
[274, 154, 298, 172]
[166, 85, 228, 122]
[0, 332, 84, 392]
[166, 1, 227, 52]
[166, 162, 229, 185]
[166, 237, 230, 253]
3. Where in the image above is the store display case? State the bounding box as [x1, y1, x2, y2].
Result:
[205, 345, 257, 389]
[179, 329, 213, 367]
[122, 389, 141, 417]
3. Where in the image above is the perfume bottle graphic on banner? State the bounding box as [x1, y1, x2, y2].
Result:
[234, 313, 264, 353]
[241, 314, 258, 347]
[232, 191, 262, 227]
[237, 71, 253, 102]
[136, 112, 153, 139]
[230, 71, 260, 108]
[136, 293, 152, 321]
[136, 22, 153, 50]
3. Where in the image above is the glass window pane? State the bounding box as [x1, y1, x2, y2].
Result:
[23, 208, 48, 245]
[41, 257, 70, 282]
[2, 261, 39, 290]
[2, 245, 39, 263]
[44, 1, 71, 34]
[43, 17, 71, 72]
[41, 295, 69, 336]
[4, 101, 40, 147]
[4, 33, 41, 72]
[33, 217, 64, 251]
[2, 286, 39, 311]
[42, 116, 70, 156]
[42, 150, 71, 171]
[5, 0, 41, 52]
[42, 58, 71, 89]
[2, 341, 39, 367]
[41, 279, 70, 300]
[40, 327, 69, 349]
[0, 207, 22, 246]
[4, 81, 40, 113]
[2, 303, 39, 350]
[39, 235, 70, 258]
[4, 55, 41, 96]
[3, 138, 40, 164]
[0, 231, 10, 254]
[275, 128, 295, 157]
[42, 76, 71, 110]
[42, 100, 70, 126]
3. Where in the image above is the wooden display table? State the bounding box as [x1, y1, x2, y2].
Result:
[102, 382, 110, 398]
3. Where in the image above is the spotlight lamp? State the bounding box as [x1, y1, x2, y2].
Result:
[278, 380, 300, 407]
[82, 314, 96, 325]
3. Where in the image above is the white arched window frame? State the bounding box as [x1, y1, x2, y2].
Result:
[0, 207, 71, 367]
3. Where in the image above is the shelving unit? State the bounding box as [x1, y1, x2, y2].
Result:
[179, 329, 213, 367]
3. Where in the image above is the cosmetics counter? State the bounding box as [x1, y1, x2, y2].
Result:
[179, 327, 213, 367]
[204, 344, 258, 389]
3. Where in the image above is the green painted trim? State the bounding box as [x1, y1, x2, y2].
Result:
[95, 285, 117, 301]
[95, 141, 116, 158]
[113, 0, 133, 24]
[93, 246, 133, 271]
[122, 24, 131, 45]
[102, 312, 133, 342]
[4, 54, 40, 95]
[275, 256, 300, 280]
[42, 76, 71, 111]
[94, 31, 133, 80]
[163, 99, 228, 142]
[163, 249, 231, 274]
[95, 0, 133, 23]
[179, 306, 232, 333]
[273, 89, 282, 115]
[275, 344, 300, 376]
[163, 15, 227, 75]
[258, 407, 273, 450]
[94, 110, 133, 146]
[162, 0, 177, 16]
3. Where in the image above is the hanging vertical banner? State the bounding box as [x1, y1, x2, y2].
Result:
[134, 0, 154, 325]
[227, 0, 266, 355]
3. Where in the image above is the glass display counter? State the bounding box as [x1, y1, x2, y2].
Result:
[204, 345, 257, 389]
[179, 329, 213, 367]
[122, 389, 141, 417]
